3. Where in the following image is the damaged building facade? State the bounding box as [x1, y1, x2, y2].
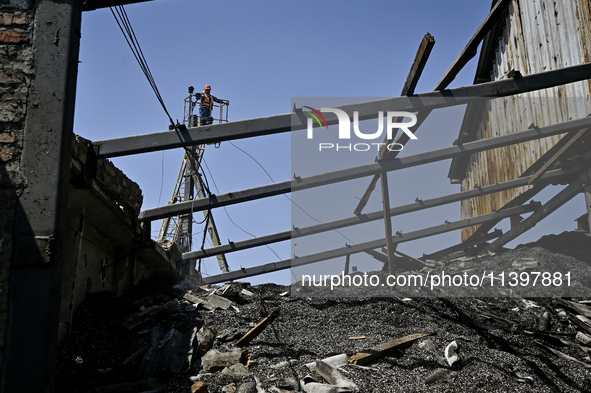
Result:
[0, 0, 186, 391]
[449, 0, 591, 240]
[2, 0, 591, 392]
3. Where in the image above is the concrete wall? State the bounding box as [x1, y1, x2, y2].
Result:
[0, 0, 33, 378]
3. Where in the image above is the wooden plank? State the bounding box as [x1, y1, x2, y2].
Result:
[357, 0, 511, 214]
[349, 332, 434, 365]
[235, 308, 280, 347]
[354, 33, 435, 215]
[435, 0, 512, 90]
[528, 128, 589, 185]
[402, 33, 436, 96]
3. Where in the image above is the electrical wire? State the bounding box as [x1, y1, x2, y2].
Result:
[110, 5, 175, 128]
[201, 158, 284, 261]
[227, 141, 356, 245]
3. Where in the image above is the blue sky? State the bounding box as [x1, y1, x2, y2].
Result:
[75, 1, 586, 284]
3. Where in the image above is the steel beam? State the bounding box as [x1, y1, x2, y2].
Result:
[487, 168, 591, 251]
[182, 166, 577, 261]
[94, 62, 591, 158]
[142, 115, 591, 222]
[201, 203, 538, 285]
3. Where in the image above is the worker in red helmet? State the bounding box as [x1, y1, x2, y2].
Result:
[195, 84, 229, 125]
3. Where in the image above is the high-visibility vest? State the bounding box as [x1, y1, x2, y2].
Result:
[201, 93, 213, 110]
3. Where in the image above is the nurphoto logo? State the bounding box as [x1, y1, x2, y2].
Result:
[304, 107, 418, 152]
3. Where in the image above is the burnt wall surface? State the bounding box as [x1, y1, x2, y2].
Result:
[0, 2, 187, 390]
[0, 0, 34, 381]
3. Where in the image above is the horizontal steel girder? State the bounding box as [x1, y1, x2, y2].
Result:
[182, 166, 579, 261]
[200, 202, 539, 284]
[94, 62, 591, 158]
[140, 115, 591, 222]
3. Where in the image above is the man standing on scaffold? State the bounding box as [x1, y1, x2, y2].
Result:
[195, 84, 229, 125]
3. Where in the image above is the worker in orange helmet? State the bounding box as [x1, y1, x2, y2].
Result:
[195, 84, 229, 125]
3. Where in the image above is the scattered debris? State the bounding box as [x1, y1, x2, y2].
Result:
[510, 371, 533, 384]
[191, 380, 209, 393]
[221, 363, 251, 377]
[314, 360, 358, 391]
[235, 308, 280, 347]
[56, 232, 591, 392]
[538, 343, 591, 369]
[349, 332, 434, 365]
[424, 368, 452, 385]
[576, 332, 591, 347]
[305, 354, 350, 372]
[201, 348, 248, 372]
[444, 340, 459, 367]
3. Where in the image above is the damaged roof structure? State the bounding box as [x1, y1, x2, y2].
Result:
[2, 0, 591, 392]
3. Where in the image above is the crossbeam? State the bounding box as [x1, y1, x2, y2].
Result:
[182, 166, 578, 261]
[140, 115, 591, 222]
[94, 62, 591, 158]
[487, 167, 591, 251]
[201, 203, 538, 284]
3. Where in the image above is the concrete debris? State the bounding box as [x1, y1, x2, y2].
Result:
[241, 289, 254, 297]
[444, 340, 459, 367]
[236, 381, 257, 393]
[424, 368, 452, 385]
[195, 326, 217, 358]
[221, 363, 251, 377]
[314, 360, 358, 391]
[184, 292, 234, 311]
[305, 354, 350, 372]
[576, 332, 591, 346]
[537, 311, 551, 331]
[272, 359, 299, 369]
[201, 348, 248, 372]
[300, 375, 354, 393]
[274, 376, 298, 390]
[512, 257, 538, 270]
[221, 382, 237, 393]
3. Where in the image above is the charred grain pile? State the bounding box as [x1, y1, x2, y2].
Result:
[57, 232, 591, 393]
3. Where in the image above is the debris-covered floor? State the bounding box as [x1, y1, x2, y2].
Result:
[56, 231, 591, 392]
